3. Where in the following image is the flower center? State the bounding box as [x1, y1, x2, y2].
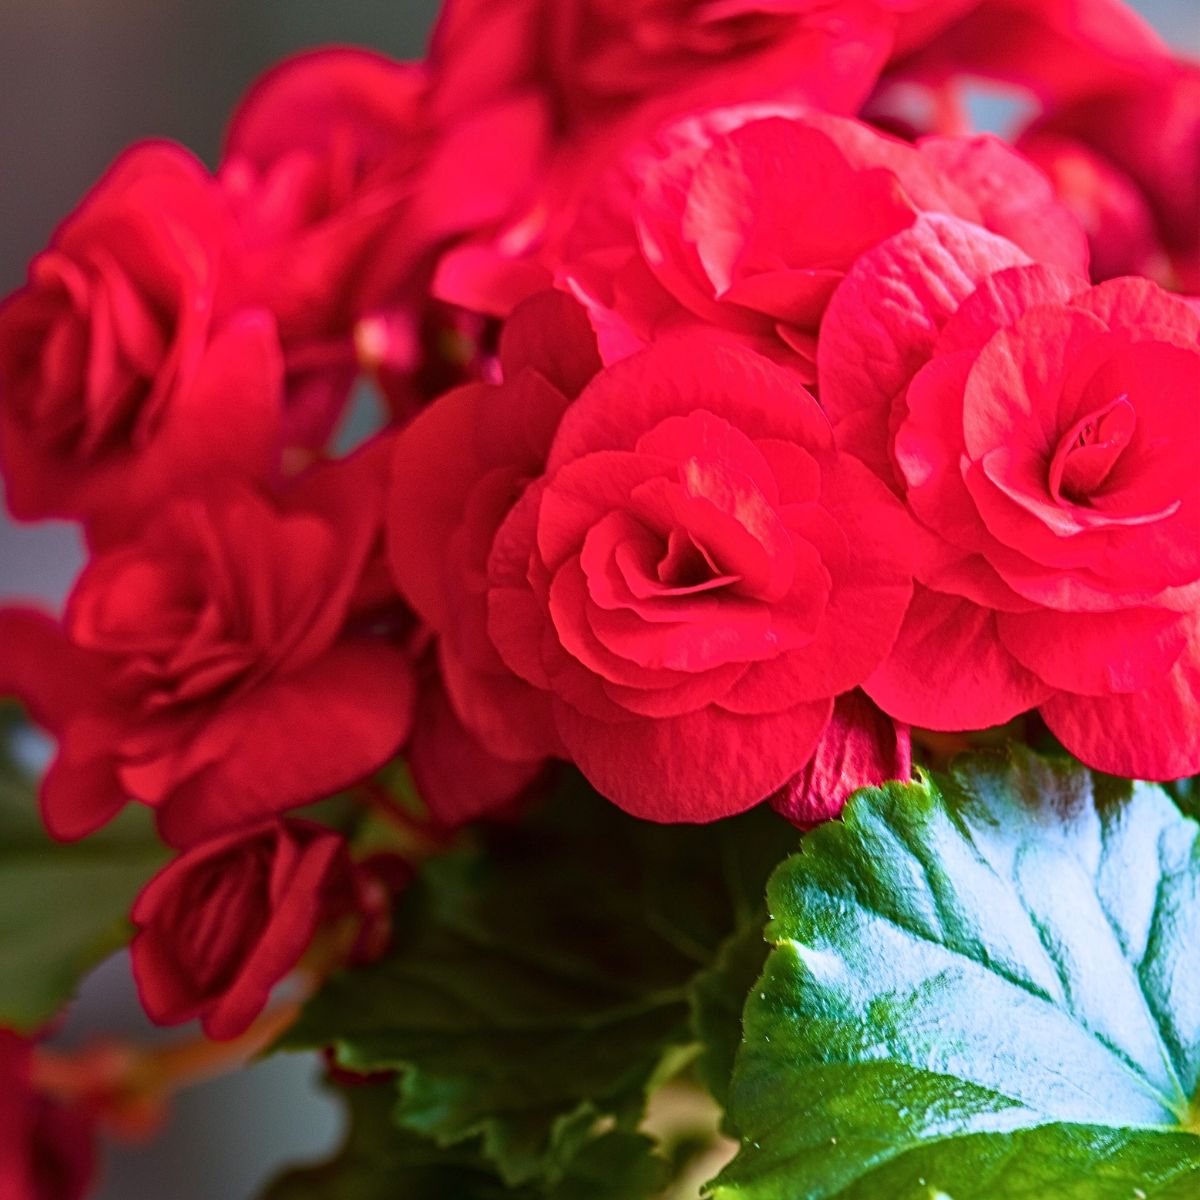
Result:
[1048, 395, 1136, 505]
[656, 527, 728, 591]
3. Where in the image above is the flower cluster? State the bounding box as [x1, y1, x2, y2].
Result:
[1, 0, 1197, 1125]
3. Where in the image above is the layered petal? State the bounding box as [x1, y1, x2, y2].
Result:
[866, 587, 1053, 729]
[1041, 615, 1200, 781]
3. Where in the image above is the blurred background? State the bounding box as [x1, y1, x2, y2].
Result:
[0, 2, 1194, 1197]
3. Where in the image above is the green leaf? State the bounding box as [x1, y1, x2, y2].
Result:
[544, 1124, 672, 1200]
[0, 711, 168, 1030]
[690, 919, 771, 1118]
[1165, 775, 1200, 823]
[262, 1082, 667, 1200]
[261, 1083, 520, 1200]
[281, 770, 796, 1192]
[712, 748, 1200, 1200]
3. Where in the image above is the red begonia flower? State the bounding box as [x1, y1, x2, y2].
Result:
[1018, 61, 1200, 291]
[0, 142, 283, 541]
[130, 820, 363, 1040]
[483, 335, 914, 819]
[819, 222, 1200, 778]
[563, 108, 1086, 378]
[3, 445, 414, 846]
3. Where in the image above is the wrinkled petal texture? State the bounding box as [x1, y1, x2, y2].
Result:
[488, 337, 913, 819]
[565, 109, 1086, 387]
[837, 243, 1200, 774]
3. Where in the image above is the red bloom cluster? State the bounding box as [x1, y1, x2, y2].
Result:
[1, 0, 1197, 1072]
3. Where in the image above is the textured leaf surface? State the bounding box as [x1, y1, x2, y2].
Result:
[0, 712, 167, 1029]
[712, 749, 1200, 1199]
[261, 1083, 665, 1200]
[262, 1084, 511, 1200]
[283, 770, 795, 1192]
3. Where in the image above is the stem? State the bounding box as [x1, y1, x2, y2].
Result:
[148, 996, 303, 1089]
[30, 994, 306, 1138]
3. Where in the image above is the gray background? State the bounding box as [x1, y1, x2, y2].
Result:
[0, 2, 1194, 1197]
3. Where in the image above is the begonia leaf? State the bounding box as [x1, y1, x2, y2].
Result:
[0, 709, 167, 1030]
[281, 769, 796, 1191]
[261, 1082, 665, 1200]
[711, 749, 1200, 1199]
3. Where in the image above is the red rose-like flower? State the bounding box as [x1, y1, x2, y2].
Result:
[430, 0, 899, 133]
[222, 48, 547, 441]
[564, 109, 1087, 377]
[0, 1032, 96, 1200]
[1017, 62, 1200, 291]
[223, 49, 429, 341]
[390, 291, 601, 778]
[131, 820, 360, 1040]
[819, 221, 1200, 779]
[221, 49, 429, 443]
[425, 0, 922, 319]
[0, 142, 283, 540]
[481, 336, 913, 820]
[9, 444, 414, 846]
